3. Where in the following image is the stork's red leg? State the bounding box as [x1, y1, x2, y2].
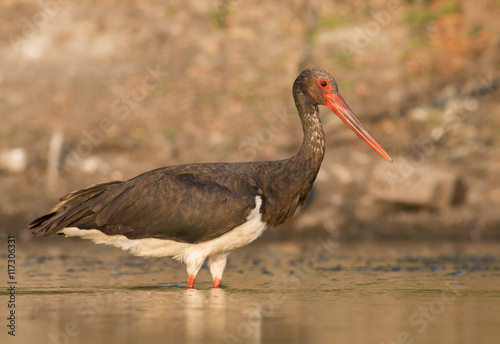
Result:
[187, 274, 196, 288]
[213, 277, 222, 288]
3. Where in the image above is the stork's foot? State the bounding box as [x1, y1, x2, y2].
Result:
[187, 274, 196, 288]
[208, 252, 228, 289]
[213, 277, 222, 288]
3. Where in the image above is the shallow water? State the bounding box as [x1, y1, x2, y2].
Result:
[1, 238, 500, 344]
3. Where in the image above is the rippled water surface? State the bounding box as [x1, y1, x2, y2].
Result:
[1, 239, 499, 344]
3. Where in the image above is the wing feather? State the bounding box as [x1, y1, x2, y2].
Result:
[30, 163, 262, 243]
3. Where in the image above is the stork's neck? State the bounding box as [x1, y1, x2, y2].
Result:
[290, 92, 326, 178]
[256, 91, 326, 227]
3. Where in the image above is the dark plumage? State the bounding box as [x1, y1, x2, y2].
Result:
[30, 67, 391, 288]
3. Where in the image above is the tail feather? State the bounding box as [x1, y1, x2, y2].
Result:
[29, 181, 123, 236]
[43, 205, 92, 234]
[29, 213, 57, 229]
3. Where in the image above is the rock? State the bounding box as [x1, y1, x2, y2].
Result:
[0, 148, 28, 173]
[368, 161, 466, 208]
[408, 106, 434, 122]
[79, 156, 112, 175]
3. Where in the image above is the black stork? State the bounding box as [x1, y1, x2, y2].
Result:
[30, 68, 392, 288]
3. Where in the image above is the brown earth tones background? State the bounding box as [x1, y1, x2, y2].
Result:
[1, 0, 499, 241]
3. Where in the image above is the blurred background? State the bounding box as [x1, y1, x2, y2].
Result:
[1, 0, 499, 241]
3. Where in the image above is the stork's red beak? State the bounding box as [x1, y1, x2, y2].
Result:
[324, 93, 392, 162]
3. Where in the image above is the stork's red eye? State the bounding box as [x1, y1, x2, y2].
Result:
[317, 78, 332, 92]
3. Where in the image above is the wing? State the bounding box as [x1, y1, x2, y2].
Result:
[30, 163, 262, 243]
